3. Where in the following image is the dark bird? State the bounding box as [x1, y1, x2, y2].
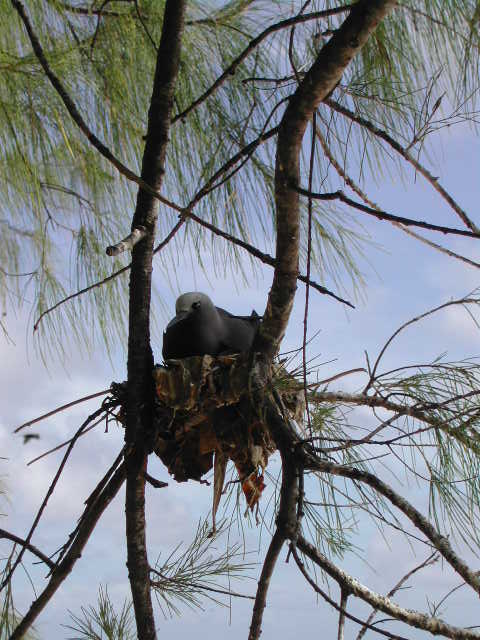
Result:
[162, 292, 261, 360]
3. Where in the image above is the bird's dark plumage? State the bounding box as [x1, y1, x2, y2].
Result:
[162, 292, 261, 360]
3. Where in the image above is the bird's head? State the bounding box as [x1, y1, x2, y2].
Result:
[167, 292, 217, 328]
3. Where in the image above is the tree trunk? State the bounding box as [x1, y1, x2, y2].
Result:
[125, 3, 186, 639]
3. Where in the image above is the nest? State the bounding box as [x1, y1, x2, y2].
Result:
[152, 354, 304, 518]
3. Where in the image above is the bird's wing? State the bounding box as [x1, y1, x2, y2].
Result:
[217, 307, 262, 322]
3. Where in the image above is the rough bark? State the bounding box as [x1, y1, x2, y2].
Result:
[124, 3, 186, 640]
[254, 0, 397, 361]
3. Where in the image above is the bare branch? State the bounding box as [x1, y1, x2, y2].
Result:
[356, 552, 439, 640]
[106, 226, 147, 256]
[295, 186, 480, 239]
[172, 7, 353, 124]
[315, 125, 480, 270]
[366, 297, 480, 389]
[33, 220, 184, 332]
[9, 460, 126, 640]
[2, 404, 110, 591]
[301, 454, 480, 596]
[291, 545, 410, 640]
[338, 589, 348, 640]
[248, 391, 301, 640]
[13, 389, 111, 433]
[325, 98, 479, 232]
[184, 209, 354, 307]
[248, 530, 285, 640]
[297, 536, 480, 640]
[27, 414, 105, 466]
[0, 528, 55, 570]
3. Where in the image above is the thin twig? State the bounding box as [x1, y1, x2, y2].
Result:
[0, 528, 55, 569]
[297, 535, 479, 640]
[315, 124, 480, 269]
[291, 545, 410, 640]
[9, 460, 126, 640]
[2, 404, 108, 591]
[325, 98, 479, 232]
[33, 219, 185, 332]
[295, 186, 480, 239]
[301, 455, 480, 596]
[27, 414, 106, 466]
[356, 552, 439, 640]
[53, 447, 125, 569]
[13, 388, 111, 433]
[172, 7, 353, 123]
[365, 296, 480, 391]
[184, 208, 354, 307]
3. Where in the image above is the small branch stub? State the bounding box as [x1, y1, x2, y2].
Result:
[106, 226, 147, 256]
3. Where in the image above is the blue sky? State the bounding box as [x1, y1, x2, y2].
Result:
[1, 92, 480, 638]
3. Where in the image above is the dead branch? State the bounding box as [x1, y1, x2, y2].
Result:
[13, 389, 111, 433]
[366, 296, 480, 390]
[2, 403, 109, 592]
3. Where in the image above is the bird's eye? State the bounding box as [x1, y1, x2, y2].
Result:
[192, 301, 201, 309]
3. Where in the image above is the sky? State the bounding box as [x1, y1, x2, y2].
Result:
[1, 50, 480, 640]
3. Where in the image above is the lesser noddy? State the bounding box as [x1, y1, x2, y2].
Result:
[162, 292, 261, 360]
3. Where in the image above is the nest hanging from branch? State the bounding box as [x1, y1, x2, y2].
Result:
[152, 354, 304, 519]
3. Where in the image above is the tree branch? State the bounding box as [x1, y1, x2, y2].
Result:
[356, 552, 439, 640]
[10, 1, 181, 212]
[0, 528, 55, 570]
[172, 7, 353, 124]
[2, 404, 110, 592]
[106, 226, 147, 256]
[295, 186, 480, 239]
[254, 0, 397, 360]
[297, 535, 480, 640]
[315, 124, 480, 269]
[301, 454, 480, 596]
[13, 389, 111, 433]
[9, 460, 126, 640]
[248, 530, 285, 640]
[248, 392, 300, 640]
[291, 545, 410, 640]
[324, 98, 479, 232]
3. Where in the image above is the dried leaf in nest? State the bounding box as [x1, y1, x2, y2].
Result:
[152, 355, 302, 518]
